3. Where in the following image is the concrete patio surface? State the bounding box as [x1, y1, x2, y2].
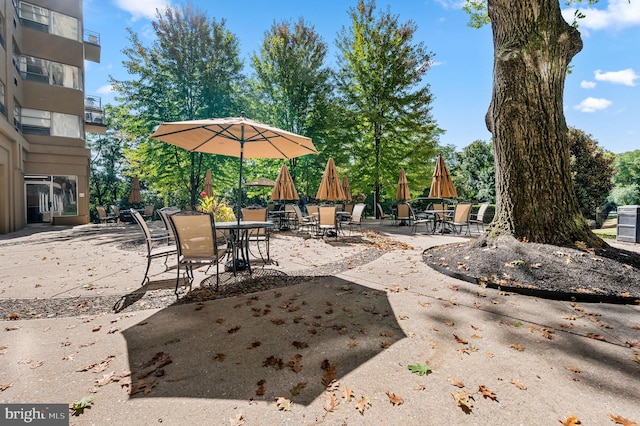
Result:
[0, 219, 639, 425]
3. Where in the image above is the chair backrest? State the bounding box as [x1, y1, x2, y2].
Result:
[351, 203, 366, 223]
[344, 203, 354, 214]
[110, 205, 120, 217]
[307, 205, 319, 218]
[453, 203, 472, 222]
[143, 205, 155, 217]
[396, 203, 410, 219]
[266, 203, 275, 212]
[475, 202, 490, 221]
[431, 203, 446, 220]
[158, 207, 180, 241]
[242, 208, 267, 221]
[170, 212, 220, 259]
[290, 204, 305, 221]
[318, 206, 336, 227]
[96, 206, 108, 219]
[407, 204, 418, 221]
[131, 208, 154, 252]
[376, 203, 386, 219]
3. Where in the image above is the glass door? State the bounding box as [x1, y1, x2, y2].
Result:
[25, 177, 52, 223]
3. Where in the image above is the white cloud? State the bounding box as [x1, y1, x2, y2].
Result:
[96, 85, 114, 95]
[114, 0, 171, 21]
[434, 0, 466, 9]
[562, 0, 640, 31]
[580, 80, 597, 89]
[574, 97, 612, 112]
[594, 68, 639, 86]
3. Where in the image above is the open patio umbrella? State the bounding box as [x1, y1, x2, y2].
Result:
[429, 154, 458, 199]
[203, 169, 213, 197]
[128, 176, 142, 204]
[342, 175, 352, 202]
[271, 163, 299, 201]
[396, 168, 410, 201]
[316, 157, 346, 202]
[245, 177, 276, 188]
[150, 113, 317, 224]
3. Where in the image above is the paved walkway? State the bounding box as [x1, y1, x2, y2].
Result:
[1, 220, 638, 425]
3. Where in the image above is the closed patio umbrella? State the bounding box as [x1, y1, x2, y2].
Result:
[128, 176, 142, 204]
[203, 169, 213, 197]
[316, 157, 346, 202]
[271, 163, 299, 201]
[150, 113, 317, 224]
[428, 154, 457, 199]
[396, 168, 410, 201]
[245, 177, 276, 188]
[342, 175, 352, 202]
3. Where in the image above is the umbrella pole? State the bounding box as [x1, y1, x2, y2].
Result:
[238, 141, 244, 225]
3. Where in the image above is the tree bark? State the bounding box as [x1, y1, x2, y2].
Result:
[484, 0, 605, 248]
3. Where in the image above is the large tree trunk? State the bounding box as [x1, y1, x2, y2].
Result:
[485, 0, 605, 248]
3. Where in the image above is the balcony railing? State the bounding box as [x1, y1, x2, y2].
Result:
[85, 95, 106, 133]
[84, 30, 100, 45]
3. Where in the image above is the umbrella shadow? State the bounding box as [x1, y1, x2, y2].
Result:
[122, 276, 406, 405]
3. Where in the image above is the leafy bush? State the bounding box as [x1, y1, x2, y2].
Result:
[608, 184, 640, 206]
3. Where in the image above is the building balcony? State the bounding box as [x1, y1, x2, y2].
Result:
[84, 30, 101, 63]
[85, 95, 106, 134]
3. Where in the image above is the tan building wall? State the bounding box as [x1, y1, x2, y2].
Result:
[0, 0, 99, 234]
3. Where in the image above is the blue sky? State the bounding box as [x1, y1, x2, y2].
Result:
[83, 0, 640, 154]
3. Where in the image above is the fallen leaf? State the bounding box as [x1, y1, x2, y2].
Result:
[586, 333, 606, 341]
[289, 382, 306, 396]
[510, 379, 527, 390]
[323, 394, 339, 412]
[454, 334, 468, 344]
[567, 366, 581, 374]
[626, 341, 640, 349]
[559, 415, 581, 426]
[452, 391, 474, 414]
[408, 363, 432, 376]
[229, 413, 245, 426]
[355, 396, 371, 415]
[509, 344, 525, 351]
[276, 397, 292, 411]
[448, 378, 465, 388]
[386, 391, 404, 406]
[341, 386, 354, 402]
[479, 385, 498, 401]
[0, 382, 14, 391]
[609, 414, 638, 426]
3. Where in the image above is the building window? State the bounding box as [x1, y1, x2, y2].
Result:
[18, 2, 79, 41]
[51, 112, 81, 138]
[0, 14, 5, 48]
[0, 82, 5, 116]
[13, 99, 21, 132]
[17, 55, 81, 90]
[21, 108, 81, 138]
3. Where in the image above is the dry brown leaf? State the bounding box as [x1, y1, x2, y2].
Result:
[448, 378, 465, 388]
[341, 386, 354, 402]
[586, 333, 606, 341]
[454, 334, 468, 344]
[0, 382, 14, 391]
[444, 321, 455, 327]
[567, 366, 581, 374]
[559, 415, 582, 425]
[355, 396, 371, 414]
[452, 391, 474, 414]
[510, 379, 527, 390]
[289, 382, 306, 396]
[479, 385, 498, 401]
[323, 394, 339, 412]
[541, 328, 555, 340]
[609, 414, 638, 426]
[509, 343, 525, 351]
[386, 391, 404, 406]
[626, 341, 640, 349]
[276, 397, 292, 411]
[229, 413, 245, 426]
[486, 352, 494, 358]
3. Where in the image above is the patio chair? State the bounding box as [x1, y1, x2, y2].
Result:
[344, 203, 366, 235]
[96, 206, 116, 225]
[130, 208, 177, 287]
[410, 204, 433, 234]
[291, 204, 317, 233]
[169, 212, 228, 296]
[109, 205, 121, 223]
[429, 203, 449, 233]
[443, 202, 473, 235]
[469, 202, 490, 233]
[142, 205, 155, 221]
[306, 205, 319, 234]
[396, 203, 412, 226]
[158, 207, 180, 243]
[376, 203, 395, 225]
[344, 203, 354, 215]
[241, 208, 271, 264]
[318, 205, 338, 238]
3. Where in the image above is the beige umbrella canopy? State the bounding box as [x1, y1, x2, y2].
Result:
[396, 168, 410, 201]
[245, 177, 276, 187]
[429, 154, 458, 199]
[203, 169, 213, 197]
[128, 176, 142, 204]
[316, 157, 346, 202]
[342, 175, 352, 202]
[271, 163, 299, 201]
[150, 113, 317, 223]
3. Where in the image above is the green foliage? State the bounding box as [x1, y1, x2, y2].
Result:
[70, 396, 94, 416]
[249, 18, 338, 196]
[335, 0, 441, 207]
[449, 140, 495, 202]
[196, 191, 237, 222]
[408, 363, 432, 376]
[608, 184, 640, 206]
[612, 149, 640, 187]
[568, 127, 615, 220]
[111, 3, 245, 206]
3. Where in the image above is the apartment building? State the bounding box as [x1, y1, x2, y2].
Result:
[0, 0, 103, 234]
